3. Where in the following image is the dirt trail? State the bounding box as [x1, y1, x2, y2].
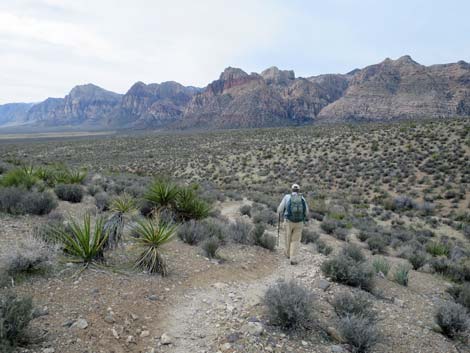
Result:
[159, 200, 324, 353]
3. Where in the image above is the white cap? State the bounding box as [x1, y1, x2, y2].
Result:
[291, 183, 300, 191]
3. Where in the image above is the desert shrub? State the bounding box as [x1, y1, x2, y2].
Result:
[251, 224, 276, 251]
[202, 218, 228, 243]
[95, 192, 110, 212]
[366, 236, 387, 254]
[393, 264, 411, 286]
[385, 195, 417, 212]
[321, 219, 339, 234]
[53, 167, 87, 184]
[0, 168, 37, 189]
[322, 256, 374, 292]
[316, 239, 333, 255]
[264, 279, 314, 331]
[0, 291, 34, 352]
[33, 211, 65, 244]
[133, 218, 176, 276]
[229, 219, 253, 244]
[0, 188, 56, 215]
[178, 220, 206, 245]
[372, 256, 391, 276]
[54, 184, 84, 203]
[0, 237, 54, 277]
[407, 250, 428, 270]
[435, 301, 469, 338]
[301, 229, 320, 244]
[51, 214, 108, 263]
[341, 244, 366, 263]
[23, 191, 57, 215]
[252, 208, 277, 226]
[110, 192, 137, 214]
[426, 241, 450, 257]
[239, 205, 252, 217]
[333, 227, 348, 241]
[337, 315, 379, 353]
[201, 237, 220, 259]
[447, 283, 470, 310]
[87, 184, 102, 196]
[332, 291, 375, 320]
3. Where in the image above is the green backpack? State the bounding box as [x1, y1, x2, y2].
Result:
[286, 194, 306, 223]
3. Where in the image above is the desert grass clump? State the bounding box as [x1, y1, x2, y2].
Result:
[95, 192, 110, 212]
[52, 214, 109, 264]
[435, 301, 469, 338]
[371, 256, 391, 276]
[407, 250, 428, 270]
[337, 314, 380, 353]
[426, 241, 450, 257]
[239, 204, 252, 217]
[177, 220, 206, 245]
[54, 184, 84, 203]
[133, 218, 176, 276]
[252, 223, 276, 251]
[0, 167, 37, 189]
[0, 291, 34, 353]
[264, 279, 314, 331]
[393, 263, 411, 286]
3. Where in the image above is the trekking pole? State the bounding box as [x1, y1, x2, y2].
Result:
[277, 212, 281, 247]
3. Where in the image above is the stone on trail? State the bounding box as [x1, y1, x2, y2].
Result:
[160, 332, 173, 345]
[318, 279, 331, 291]
[71, 318, 88, 329]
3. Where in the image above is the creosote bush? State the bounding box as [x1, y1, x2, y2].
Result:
[447, 283, 470, 310]
[0, 187, 57, 215]
[316, 239, 333, 256]
[322, 245, 374, 292]
[337, 314, 380, 353]
[54, 183, 84, 203]
[264, 279, 314, 331]
[435, 301, 469, 338]
[201, 237, 221, 259]
[0, 291, 34, 353]
[301, 229, 320, 244]
[332, 291, 376, 321]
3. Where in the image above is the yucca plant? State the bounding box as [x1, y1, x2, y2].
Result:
[0, 168, 37, 189]
[144, 179, 180, 209]
[54, 168, 87, 185]
[175, 187, 211, 220]
[33, 166, 56, 187]
[133, 218, 176, 276]
[52, 214, 109, 264]
[110, 193, 137, 214]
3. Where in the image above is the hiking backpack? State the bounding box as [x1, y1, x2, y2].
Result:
[286, 194, 306, 223]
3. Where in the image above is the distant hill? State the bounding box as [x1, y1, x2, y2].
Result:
[1, 56, 469, 130]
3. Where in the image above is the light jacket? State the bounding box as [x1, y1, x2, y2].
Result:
[277, 192, 309, 220]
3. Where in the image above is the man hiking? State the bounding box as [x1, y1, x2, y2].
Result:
[277, 183, 308, 265]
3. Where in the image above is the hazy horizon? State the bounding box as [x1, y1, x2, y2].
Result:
[1, 0, 469, 104]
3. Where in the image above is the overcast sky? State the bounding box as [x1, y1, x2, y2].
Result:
[0, 0, 469, 103]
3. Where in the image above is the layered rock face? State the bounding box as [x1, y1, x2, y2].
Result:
[318, 56, 470, 120]
[26, 84, 122, 125]
[180, 66, 343, 129]
[110, 81, 200, 128]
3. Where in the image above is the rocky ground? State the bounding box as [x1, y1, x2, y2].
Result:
[1, 198, 468, 353]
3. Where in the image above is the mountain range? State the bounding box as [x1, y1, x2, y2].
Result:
[1, 55, 469, 130]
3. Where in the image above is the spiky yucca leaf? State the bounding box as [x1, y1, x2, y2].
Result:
[110, 193, 137, 214]
[52, 214, 109, 263]
[175, 187, 211, 220]
[144, 179, 180, 208]
[133, 218, 176, 276]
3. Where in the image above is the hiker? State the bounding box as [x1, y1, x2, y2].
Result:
[277, 184, 308, 265]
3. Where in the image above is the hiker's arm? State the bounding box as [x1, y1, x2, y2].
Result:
[304, 198, 309, 217]
[277, 195, 287, 215]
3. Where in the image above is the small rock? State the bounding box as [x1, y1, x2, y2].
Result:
[301, 340, 308, 346]
[62, 319, 75, 328]
[33, 307, 49, 318]
[244, 322, 264, 336]
[318, 279, 331, 291]
[42, 348, 55, 353]
[71, 319, 88, 330]
[213, 282, 228, 290]
[126, 335, 136, 344]
[148, 295, 159, 301]
[140, 330, 150, 338]
[160, 333, 173, 345]
[220, 343, 231, 351]
[393, 298, 405, 307]
[226, 332, 240, 343]
[131, 313, 139, 321]
[331, 345, 346, 353]
[104, 314, 115, 324]
[112, 328, 119, 339]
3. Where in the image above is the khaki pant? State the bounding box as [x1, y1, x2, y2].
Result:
[284, 221, 303, 261]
